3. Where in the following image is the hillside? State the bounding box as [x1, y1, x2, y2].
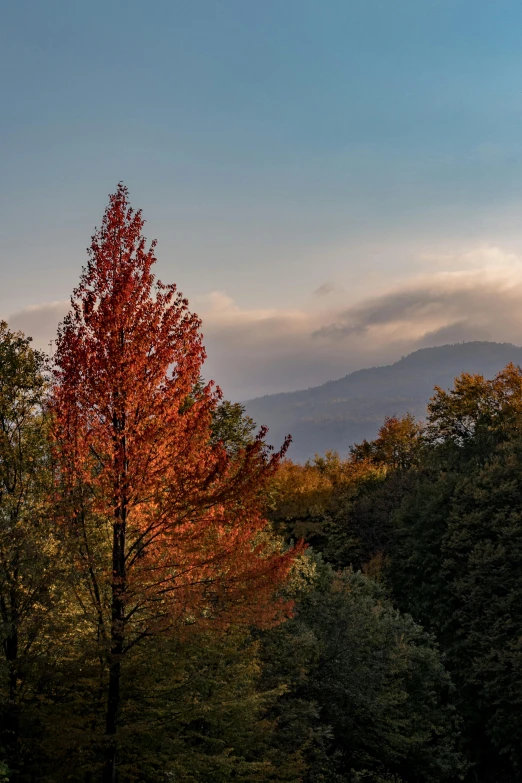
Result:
[243, 342, 522, 462]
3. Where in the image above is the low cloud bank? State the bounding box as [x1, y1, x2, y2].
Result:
[5, 246, 522, 399]
[8, 301, 70, 349]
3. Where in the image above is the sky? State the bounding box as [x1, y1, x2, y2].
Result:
[4, 1, 522, 398]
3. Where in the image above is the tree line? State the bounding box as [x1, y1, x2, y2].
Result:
[0, 185, 520, 781]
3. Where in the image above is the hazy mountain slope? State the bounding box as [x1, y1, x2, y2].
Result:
[243, 342, 522, 462]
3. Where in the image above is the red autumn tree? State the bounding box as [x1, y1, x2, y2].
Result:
[51, 184, 298, 782]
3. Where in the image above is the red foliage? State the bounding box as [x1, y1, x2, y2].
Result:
[51, 184, 298, 642]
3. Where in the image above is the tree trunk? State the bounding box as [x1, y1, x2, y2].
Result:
[102, 656, 121, 783]
[102, 514, 126, 783]
[103, 369, 128, 783]
[4, 626, 19, 782]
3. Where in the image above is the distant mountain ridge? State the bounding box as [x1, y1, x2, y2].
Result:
[243, 342, 522, 462]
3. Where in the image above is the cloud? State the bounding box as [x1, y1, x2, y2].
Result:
[416, 320, 491, 346]
[311, 246, 522, 351]
[419, 245, 522, 271]
[313, 275, 522, 347]
[6, 301, 69, 350]
[199, 253, 522, 397]
[313, 282, 337, 297]
[5, 245, 522, 400]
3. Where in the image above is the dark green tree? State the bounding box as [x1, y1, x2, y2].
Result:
[260, 561, 464, 783]
[389, 364, 522, 782]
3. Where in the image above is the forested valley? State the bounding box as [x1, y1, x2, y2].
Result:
[2, 186, 522, 783]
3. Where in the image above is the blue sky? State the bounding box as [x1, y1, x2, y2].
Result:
[3, 1, 522, 396]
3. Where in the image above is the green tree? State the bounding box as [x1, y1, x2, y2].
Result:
[0, 322, 61, 780]
[261, 562, 463, 783]
[389, 363, 522, 781]
[211, 400, 257, 455]
[109, 626, 303, 783]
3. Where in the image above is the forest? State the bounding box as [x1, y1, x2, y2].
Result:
[2, 185, 522, 783]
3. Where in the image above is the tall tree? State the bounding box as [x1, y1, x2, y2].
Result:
[389, 364, 522, 781]
[0, 323, 57, 781]
[51, 184, 298, 782]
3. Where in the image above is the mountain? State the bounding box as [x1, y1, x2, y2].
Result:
[243, 342, 522, 462]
